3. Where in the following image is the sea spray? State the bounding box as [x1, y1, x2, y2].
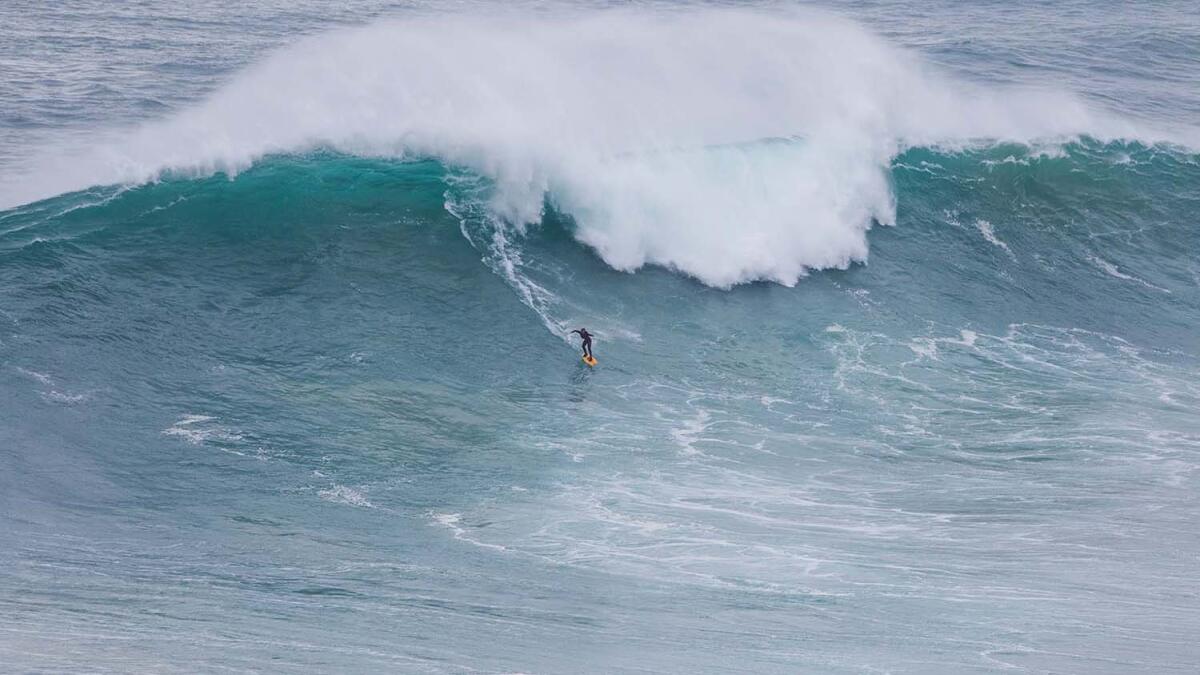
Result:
[0, 8, 1183, 287]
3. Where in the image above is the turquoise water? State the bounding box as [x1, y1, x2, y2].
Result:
[2, 2, 1199, 672]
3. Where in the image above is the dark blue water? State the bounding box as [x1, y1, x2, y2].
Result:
[2, 2, 1199, 672]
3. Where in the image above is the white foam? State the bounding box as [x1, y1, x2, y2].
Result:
[975, 220, 1015, 258]
[669, 408, 712, 457]
[908, 328, 978, 360]
[429, 512, 508, 551]
[318, 485, 373, 509]
[15, 367, 53, 385]
[432, 512, 462, 528]
[17, 367, 91, 403]
[908, 338, 940, 360]
[1, 8, 1187, 287]
[162, 414, 243, 446]
[42, 390, 89, 404]
[1087, 254, 1171, 294]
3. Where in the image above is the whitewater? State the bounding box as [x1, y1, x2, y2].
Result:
[3, 7, 1194, 287]
[2, 1, 1199, 672]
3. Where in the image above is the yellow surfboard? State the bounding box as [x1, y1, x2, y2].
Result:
[583, 355, 598, 367]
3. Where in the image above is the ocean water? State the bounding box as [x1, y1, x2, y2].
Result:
[2, 1, 1199, 672]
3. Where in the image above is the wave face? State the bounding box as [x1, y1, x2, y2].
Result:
[4, 140, 1199, 672]
[2, 8, 1191, 286]
[2, 3, 1200, 673]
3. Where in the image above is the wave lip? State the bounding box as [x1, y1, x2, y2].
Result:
[2, 8, 1192, 286]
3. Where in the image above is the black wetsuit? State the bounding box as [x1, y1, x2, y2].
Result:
[572, 329, 593, 358]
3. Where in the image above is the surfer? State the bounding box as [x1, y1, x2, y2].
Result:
[571, 328, 594, 360]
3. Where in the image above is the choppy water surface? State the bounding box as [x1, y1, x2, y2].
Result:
[2, 1, 1198, 672]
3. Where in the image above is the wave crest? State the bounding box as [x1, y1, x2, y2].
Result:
[1, 8, 1189, 286]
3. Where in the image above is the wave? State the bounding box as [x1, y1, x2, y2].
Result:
[2, 8, 1196, 286]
